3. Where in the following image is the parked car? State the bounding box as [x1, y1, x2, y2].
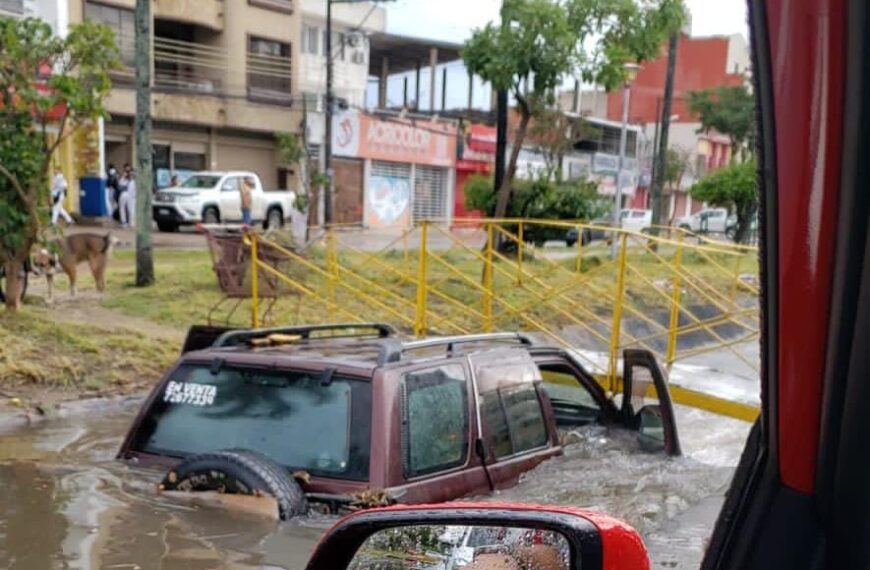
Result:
[564, 210, 652, 247]
[117, 324, 679, 519]
[152, 171, 295, 232]
[564, 218, 610, 247]
[675, 207, 729, 234]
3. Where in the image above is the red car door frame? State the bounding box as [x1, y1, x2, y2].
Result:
[704, 1, 870, 568]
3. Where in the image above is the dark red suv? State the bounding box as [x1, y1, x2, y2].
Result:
[118, 324, 679, 517]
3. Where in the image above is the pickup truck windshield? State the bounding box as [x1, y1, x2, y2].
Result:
[132, 365, 372, 480]
[180, 175, 222, 189]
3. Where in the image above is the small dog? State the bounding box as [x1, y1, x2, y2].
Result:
[32, 233, 116, 299]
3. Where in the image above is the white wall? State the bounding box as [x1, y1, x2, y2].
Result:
[726, 34, 751, 76]
[298, 2, 386, 142]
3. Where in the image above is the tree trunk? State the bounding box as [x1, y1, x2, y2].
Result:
[494, 109, 531, 219]
[134, 0, 155, 287]
[4, 257, 24, 310]
[651, 32, 679, 230]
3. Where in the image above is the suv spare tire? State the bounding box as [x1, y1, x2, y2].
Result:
[160, 449, 307, 520]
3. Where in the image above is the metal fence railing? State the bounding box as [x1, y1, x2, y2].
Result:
[242, 219, 762, 422]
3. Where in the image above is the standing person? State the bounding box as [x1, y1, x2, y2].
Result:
[119, 165, 137, 228]
[106, 164, 119, 217]
[51, 168, 73, 226]
[114, 163, 131, 222]
[240, 177, 254, 226]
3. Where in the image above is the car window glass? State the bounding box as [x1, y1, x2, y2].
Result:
[502, 386, 548, 452]
[404, 365, 469, 477]
[632, 211, 646, 218]
[483, 385, 547, 458]
[539, 364, 601, 426]
[221, 178, 240, 192]
[483, 392, 514, 458]
[133, 365, 372, 480]
[180, 175, 221, 189]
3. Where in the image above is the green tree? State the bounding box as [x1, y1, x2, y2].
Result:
[0, 17, 119, 309]
[690, 161, 758, 243]
[463, 0, 687, 219]
[688, 85, 755, 162]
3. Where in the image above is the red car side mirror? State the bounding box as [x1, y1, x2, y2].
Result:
[304, 503, 650, 570]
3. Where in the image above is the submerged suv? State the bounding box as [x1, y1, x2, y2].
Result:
[118, 323, 679, 518]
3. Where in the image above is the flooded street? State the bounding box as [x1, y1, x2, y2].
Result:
[0, 396, 750, 569]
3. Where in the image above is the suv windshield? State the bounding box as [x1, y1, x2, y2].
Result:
[179, 175, 222, 189]
[131, 364, 372, 480]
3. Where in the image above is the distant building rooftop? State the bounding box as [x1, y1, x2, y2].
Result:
[368, 32, 463, 76]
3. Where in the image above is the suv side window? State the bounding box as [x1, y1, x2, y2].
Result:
[539, 363, 602, 426]
[483, 385, 548, 459]
[403, 364, 469, 477]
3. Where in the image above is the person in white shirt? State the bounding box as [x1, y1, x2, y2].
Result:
[119, 165, 137, 228]
[51, 169, 73, 226]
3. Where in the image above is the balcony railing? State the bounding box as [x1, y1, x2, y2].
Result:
[246, 51, 293, 105]
[153, 37, 228, 95]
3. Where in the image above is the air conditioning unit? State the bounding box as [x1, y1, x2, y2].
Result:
[351, 51, 366, 65]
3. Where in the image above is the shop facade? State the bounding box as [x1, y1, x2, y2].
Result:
[454, 123, 496, 221]
[332, 111, 457, 228]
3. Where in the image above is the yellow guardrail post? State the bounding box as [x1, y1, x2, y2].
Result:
[484, 223, 495, 332]
[729, 253, 743, 302]
[608, 233, 628, 391]
[250, 232, 260, 329]
[326, 228, 337, 321]
[666, 234, 685, 367]
[517, 221, 524, 285]
[414, 222, 429, 337]
[575, 224, 583, 273]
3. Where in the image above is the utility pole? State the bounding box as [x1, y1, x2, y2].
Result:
[651, 32, 679, 229]
[611, 64, 639, 259]
[134, 0, 154, 286]
[494, 1, 508, 202]
[323, 0, 335, 225]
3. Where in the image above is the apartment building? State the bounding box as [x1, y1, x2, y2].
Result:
[296, 0, 384, 173]
[71, 0, 302, 191]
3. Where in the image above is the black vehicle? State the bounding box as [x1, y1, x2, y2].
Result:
[565, 219, 611, 247]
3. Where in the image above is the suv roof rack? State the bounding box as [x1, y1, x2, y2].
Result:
[376, 333, 533, 365]
[214, 323, 397, 348]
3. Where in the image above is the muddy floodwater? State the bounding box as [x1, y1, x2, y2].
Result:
[0, 397, 750, 569]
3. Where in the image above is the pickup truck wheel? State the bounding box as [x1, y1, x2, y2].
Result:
[265, 207, 284, 230]
[160, 449, 307, 520]
[157, 221, 178, 233]
[202, 207, 220, 225]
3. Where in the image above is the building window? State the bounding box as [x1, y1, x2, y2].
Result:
[403, 365, 469, 478]
[0, 0, 24, 15]
[302, 24, 319, 55]
[247, 37, 292, 104]
[85, 1, 135, 68]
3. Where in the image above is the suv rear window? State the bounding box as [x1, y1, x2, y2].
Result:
[131, 364, 372, 481]
[403, 365, 469, 478]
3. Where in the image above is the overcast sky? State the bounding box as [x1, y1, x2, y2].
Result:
[384, 0, 748, 43]
[370, 1, 749, 109]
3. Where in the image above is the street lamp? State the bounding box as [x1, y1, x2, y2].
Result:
[324, 0, 393, 225]
[611, 62, 641, 259]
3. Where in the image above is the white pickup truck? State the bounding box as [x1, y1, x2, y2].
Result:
[675, 207, 729, 234]
[152, 171, 296, 232]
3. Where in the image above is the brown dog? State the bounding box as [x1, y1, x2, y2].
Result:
[32, 233, 116, 299]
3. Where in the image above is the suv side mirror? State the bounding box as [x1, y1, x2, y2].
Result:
[303, 504, 650, 570]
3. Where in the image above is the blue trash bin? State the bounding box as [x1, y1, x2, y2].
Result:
[79, 177, 109, 217]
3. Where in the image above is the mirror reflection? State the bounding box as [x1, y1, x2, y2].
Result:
[349, 524, 570, 570]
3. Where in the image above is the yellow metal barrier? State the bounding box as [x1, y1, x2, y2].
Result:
[245, 219, 761, 421]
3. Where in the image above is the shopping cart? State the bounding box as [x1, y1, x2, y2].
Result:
[199, 224, 298, 326]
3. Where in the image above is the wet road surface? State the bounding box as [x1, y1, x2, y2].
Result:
[0, 398, 750, 569]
